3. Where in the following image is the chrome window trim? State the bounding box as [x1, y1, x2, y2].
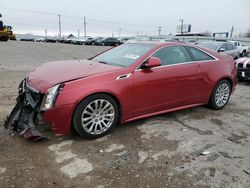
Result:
[135, 45, 219, 71]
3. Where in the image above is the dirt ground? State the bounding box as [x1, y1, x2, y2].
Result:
[0, 41, 249, 188]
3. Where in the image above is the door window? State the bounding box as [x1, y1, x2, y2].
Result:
[151, 46, 191, 66]
[226, 43, 233, 50]
[219, 43, 226, 51]
[186, 47, 214, 61]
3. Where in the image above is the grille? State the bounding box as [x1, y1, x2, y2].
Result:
[24, 82, 42, 108]
[237, 63, 243, 68]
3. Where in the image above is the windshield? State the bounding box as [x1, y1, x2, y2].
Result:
[93, 43, 154, 67]
[196, 42, 220, 51]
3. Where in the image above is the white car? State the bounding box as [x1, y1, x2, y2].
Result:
[35, 37, 45, 42]
[229, 41, 249, 57]
[71, 36, 92, 45]
[235, 57, 250, 81]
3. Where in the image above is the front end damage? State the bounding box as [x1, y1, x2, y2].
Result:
[4, 79, 47, 141]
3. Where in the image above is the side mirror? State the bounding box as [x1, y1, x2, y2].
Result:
[218, 48, 226, 53]
[143, 57, 161, 69]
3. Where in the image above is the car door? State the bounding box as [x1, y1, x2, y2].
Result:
[108, 38, 115, 46]
[131, 46, 201, 117]
[185, 46, 218, 102]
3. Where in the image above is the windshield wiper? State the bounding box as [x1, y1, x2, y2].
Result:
[98, 61, 109, 65]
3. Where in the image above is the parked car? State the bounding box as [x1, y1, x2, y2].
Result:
[20, 35, 35, 42]
[229, 41, 249, 57]
[64, 37, 75, 44]
[235, 57, 250, 81]
[4, 42, 237, 141]
[85, 37, 103, 45]
[71, 36, 92, 45]
[35, 37, 45, 42]
[44, 37, 57, 43]
[56, 37, 65, 43]
[97, 37, 123, 46]
[196, 42, 240, 59]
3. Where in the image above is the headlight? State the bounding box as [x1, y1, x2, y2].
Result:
[41, 84, 62, 111]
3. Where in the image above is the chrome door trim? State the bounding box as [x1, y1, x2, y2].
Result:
[134, 45, 219, 72]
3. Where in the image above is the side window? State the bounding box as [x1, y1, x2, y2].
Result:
[151, 46, 191, 66]
[219, 43, 226, 52]
[231, 44, 236, 50]
[226, 43, 233, 51]
[187, 47, 214, 61]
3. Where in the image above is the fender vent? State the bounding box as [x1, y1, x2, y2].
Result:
[116, 73, 131, 80]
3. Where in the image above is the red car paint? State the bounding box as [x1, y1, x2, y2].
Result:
[27, 42, 237, 136]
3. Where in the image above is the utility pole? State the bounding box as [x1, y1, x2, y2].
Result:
[119, 28, 121, 37]
[158, 26, 162, 36]
[180, 19, 184, 35]
[78, 29, 80, 37]
[230, 26, 234, 38]
[84, 16, 87, 37]
[58, 14, 61, 37]
[45, 29, 47, 37]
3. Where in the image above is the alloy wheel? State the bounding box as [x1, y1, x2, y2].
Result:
[81, 99, 115, 135]
[215, 83, 230, 107]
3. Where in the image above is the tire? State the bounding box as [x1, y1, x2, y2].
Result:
[73, 94, 119, 139]
[241, 50, 247, 57]
[208, 80, 231, 110]
[91, 42, 95, 45]
[101, 43, 105, 46]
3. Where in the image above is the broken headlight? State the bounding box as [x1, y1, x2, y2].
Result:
[41, 84, 63, 111]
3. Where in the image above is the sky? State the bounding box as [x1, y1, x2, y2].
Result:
[0, 0, 249, 37]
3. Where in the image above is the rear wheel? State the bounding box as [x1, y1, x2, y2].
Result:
[73, 94, 119, 139]
[208, 80, 231, 110]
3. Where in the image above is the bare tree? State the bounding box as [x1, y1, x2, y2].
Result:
[201, 31, 212, 36]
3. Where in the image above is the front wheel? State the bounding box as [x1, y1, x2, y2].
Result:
[208, 80, 231, 110]
[73, 94, 119, 139]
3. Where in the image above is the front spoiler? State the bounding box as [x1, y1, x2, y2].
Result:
[4, 94, 48, 142]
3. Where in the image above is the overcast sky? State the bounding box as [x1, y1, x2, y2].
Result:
[0, 0, 249, 37]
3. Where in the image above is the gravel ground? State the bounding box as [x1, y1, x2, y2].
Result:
[0, 41, 249, 188]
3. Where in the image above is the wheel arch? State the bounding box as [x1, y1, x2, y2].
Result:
[71, 91, 122, 129]
[209, 76, 233, 102]
[220, 77, 233, 91]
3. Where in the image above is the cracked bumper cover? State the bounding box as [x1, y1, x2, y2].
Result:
[4, 79, 73, 141]
[4, 80, 47, 141]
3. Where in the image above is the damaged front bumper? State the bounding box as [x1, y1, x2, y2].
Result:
[4, 79, 47, 141]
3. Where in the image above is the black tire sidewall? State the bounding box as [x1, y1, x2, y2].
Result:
[73, 94, 119, 139]
[209, 80, 231, 110]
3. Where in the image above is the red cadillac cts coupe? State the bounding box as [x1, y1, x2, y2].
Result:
[5, 42, 237, 141]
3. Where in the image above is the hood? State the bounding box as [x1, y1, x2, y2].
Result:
[27, 59, 122, 93]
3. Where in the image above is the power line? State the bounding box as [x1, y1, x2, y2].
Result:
[0, 6, 158, 27]
[0, 7, 57, 16]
